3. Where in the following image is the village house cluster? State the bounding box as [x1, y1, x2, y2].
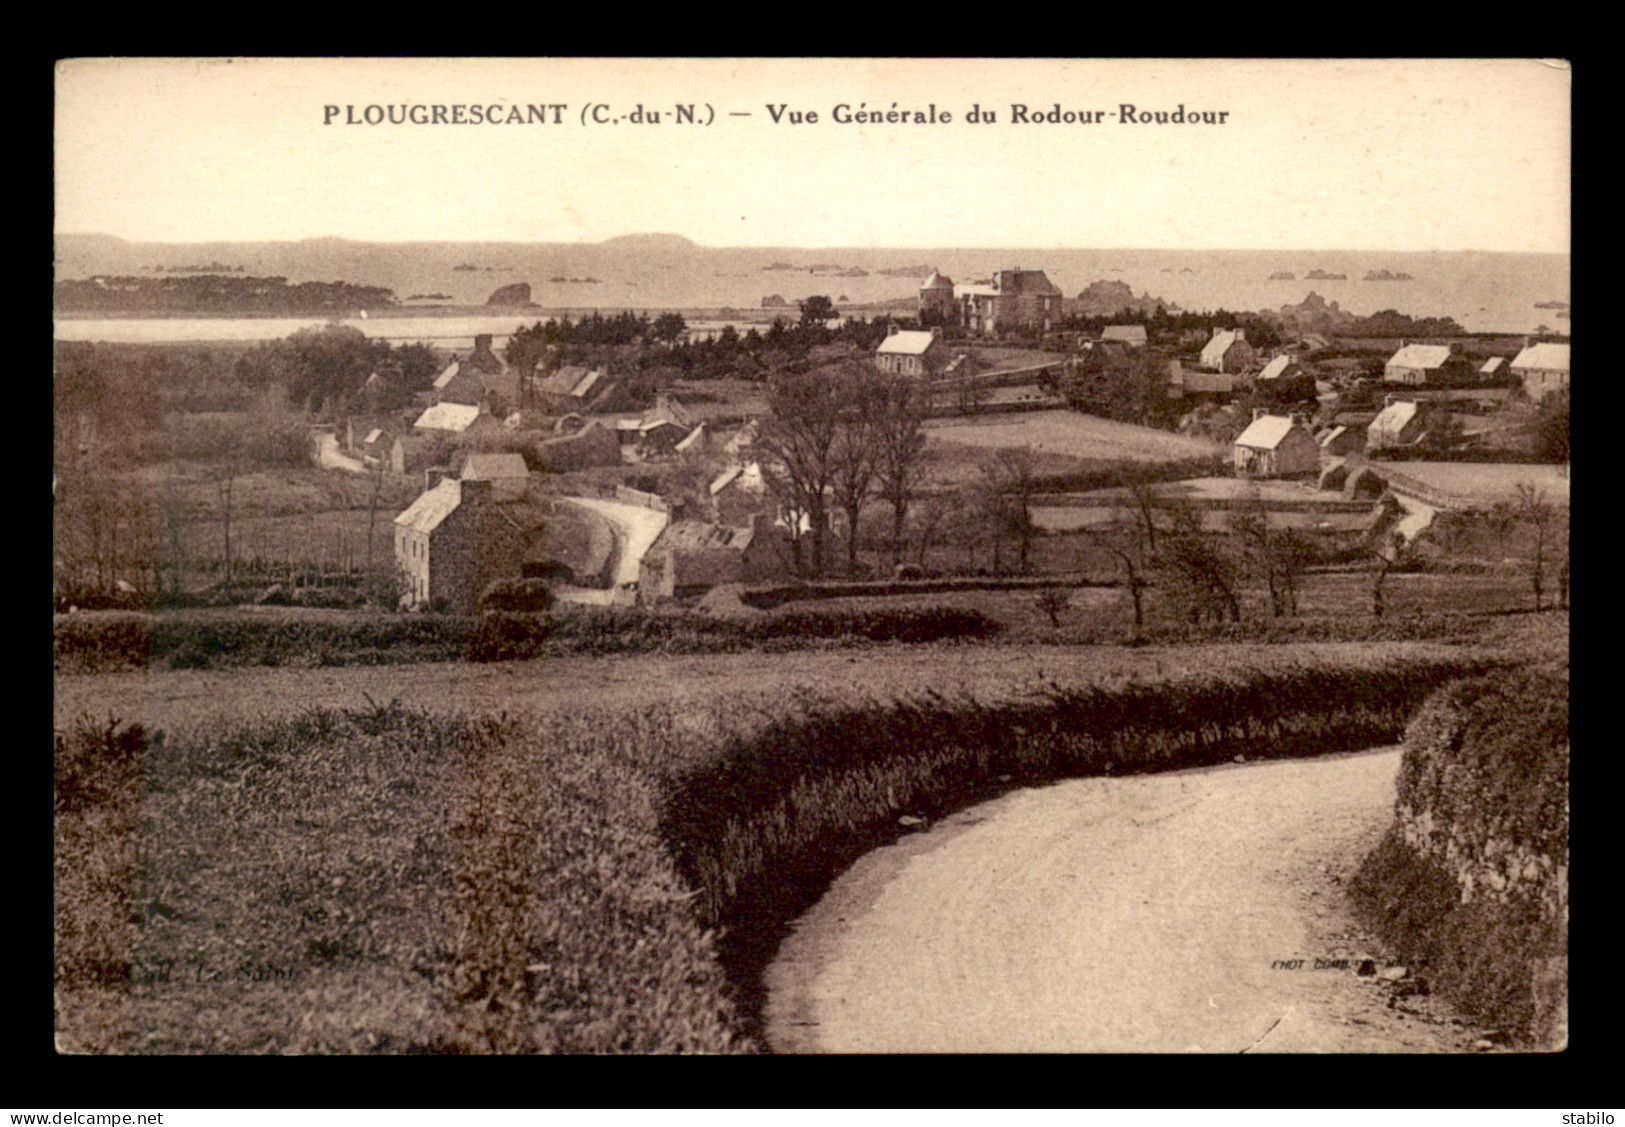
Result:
[330, 268, 1571, 615]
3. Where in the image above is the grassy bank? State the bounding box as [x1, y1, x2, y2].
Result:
[1349, 667, 1569, 1048]
[56, 648, 1513, 1053]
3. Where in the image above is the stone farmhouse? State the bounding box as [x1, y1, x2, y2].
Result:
[1383, 342, 1477, 386]
[412, 400, 502, 441]
[874, 327, 950, 377]
[918, 268, 1064, 336]
[432, 335, 524, 417]
[393, 477, 535, 614]
[1201, 328, 1256, 374]
[1232, 413, 1319, 478]
[1366, 399, 1427, 453]
[458, 452, 530, 501]
[1510, 341, 1569, 399]
[636, 515, 793, 605]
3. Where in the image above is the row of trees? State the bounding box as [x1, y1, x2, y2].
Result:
[501, 299, 901, 383]
[754, 361, 929, 578]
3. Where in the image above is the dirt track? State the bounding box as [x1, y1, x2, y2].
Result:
[765, 747, 1489, 1053]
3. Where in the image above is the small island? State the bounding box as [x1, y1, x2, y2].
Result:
[1269, 271, 1296, 280]
[1363, 269, 1415, 281]
[1305, 269, 1348, 280]
[53, 274, 398, 315]
[548, 276, 602, 285]
[1534, 300, 1570, 310]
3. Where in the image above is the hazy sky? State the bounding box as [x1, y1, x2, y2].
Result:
[54, 58, 1570, 252]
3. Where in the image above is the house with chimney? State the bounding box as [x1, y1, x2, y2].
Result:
[411, 400, 502, 441]
[874, 326, 950, 377]
[1383, 342, 1477, 386]
[632, 394, 698, 458]
[394, 476, 533, 613]
[1232, 412, 1319, 478]
[1510, 341, 1569, 399]
[1366, 399, 1428, 453]
[1200, 328, 1256, 374]
[433, 335, 524, 416]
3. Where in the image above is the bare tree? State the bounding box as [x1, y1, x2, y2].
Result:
[757, 365, 848, 578]
[871, 374, 929, 567]
[980, 447, 1040, 573]
[829, 371, 880, 575]
[913, 491, 956, 570]
[1157, 506, 1242, 624]
[1515, 483, 1562, 612]
[365, 458, 386, 585]
[1089, 513, 1153, 635]
[1036, 587, 1071, 628]
[1226, 487, 1315, 619]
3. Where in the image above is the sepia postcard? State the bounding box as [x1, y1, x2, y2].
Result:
[53, 58, 1569, 1056]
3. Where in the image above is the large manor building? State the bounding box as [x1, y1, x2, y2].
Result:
[919, 268, 1063, 336]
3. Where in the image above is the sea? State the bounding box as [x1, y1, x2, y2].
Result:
[53, 238, 1570, 348]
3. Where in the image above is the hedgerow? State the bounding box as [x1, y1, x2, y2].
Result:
[1350, 667, 1569, 1046]
[55, 651, 1518, 1053]
[55, 604, 1005, 672]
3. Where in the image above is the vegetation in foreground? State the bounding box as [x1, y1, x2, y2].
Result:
[56, 648, 1515, 1053]
[1350, 667, 1569, 1048]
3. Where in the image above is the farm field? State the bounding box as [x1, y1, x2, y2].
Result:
[1380, 461, 1569, 506]
[925, 409, 1224, 463]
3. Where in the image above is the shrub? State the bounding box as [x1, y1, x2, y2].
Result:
[479, 578, 557, 614]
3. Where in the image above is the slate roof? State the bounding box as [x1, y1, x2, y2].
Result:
[921, 271, 954, 290]
[649, 519, 755, 555]
[432, 361, 463, 390]
[1387, 344, 1455, 371]
[1258, 355, 1299, 381]
[460, 453, 529, 482]
[674, 424, 708, 454]
[1370, 400, 1421, 434]
[877, 330, 940, 356]
[393, 479, 463, 535]
[1101, 325, 1147, 345]
[413, 402, 483, 432]
[1511, 343, 1570, 372]
[1201, 330, 1245, 368]
[540, 366, 592, 397]
[1234, 415, 1304, 450]
[710, 461, 766, 496]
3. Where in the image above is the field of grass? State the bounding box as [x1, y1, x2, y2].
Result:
[925, 410, 1224, 463]
[55, 644, 1520, 1053]
[1380, 461, 1570, 507]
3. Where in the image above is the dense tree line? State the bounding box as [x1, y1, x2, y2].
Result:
[503, 298, 896, 382]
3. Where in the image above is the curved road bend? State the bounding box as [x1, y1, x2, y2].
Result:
[765, 747, 1481, 1054]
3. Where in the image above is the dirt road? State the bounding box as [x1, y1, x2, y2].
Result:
[314, 432, 366, 475]
[765, 748, 1487, 1053]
